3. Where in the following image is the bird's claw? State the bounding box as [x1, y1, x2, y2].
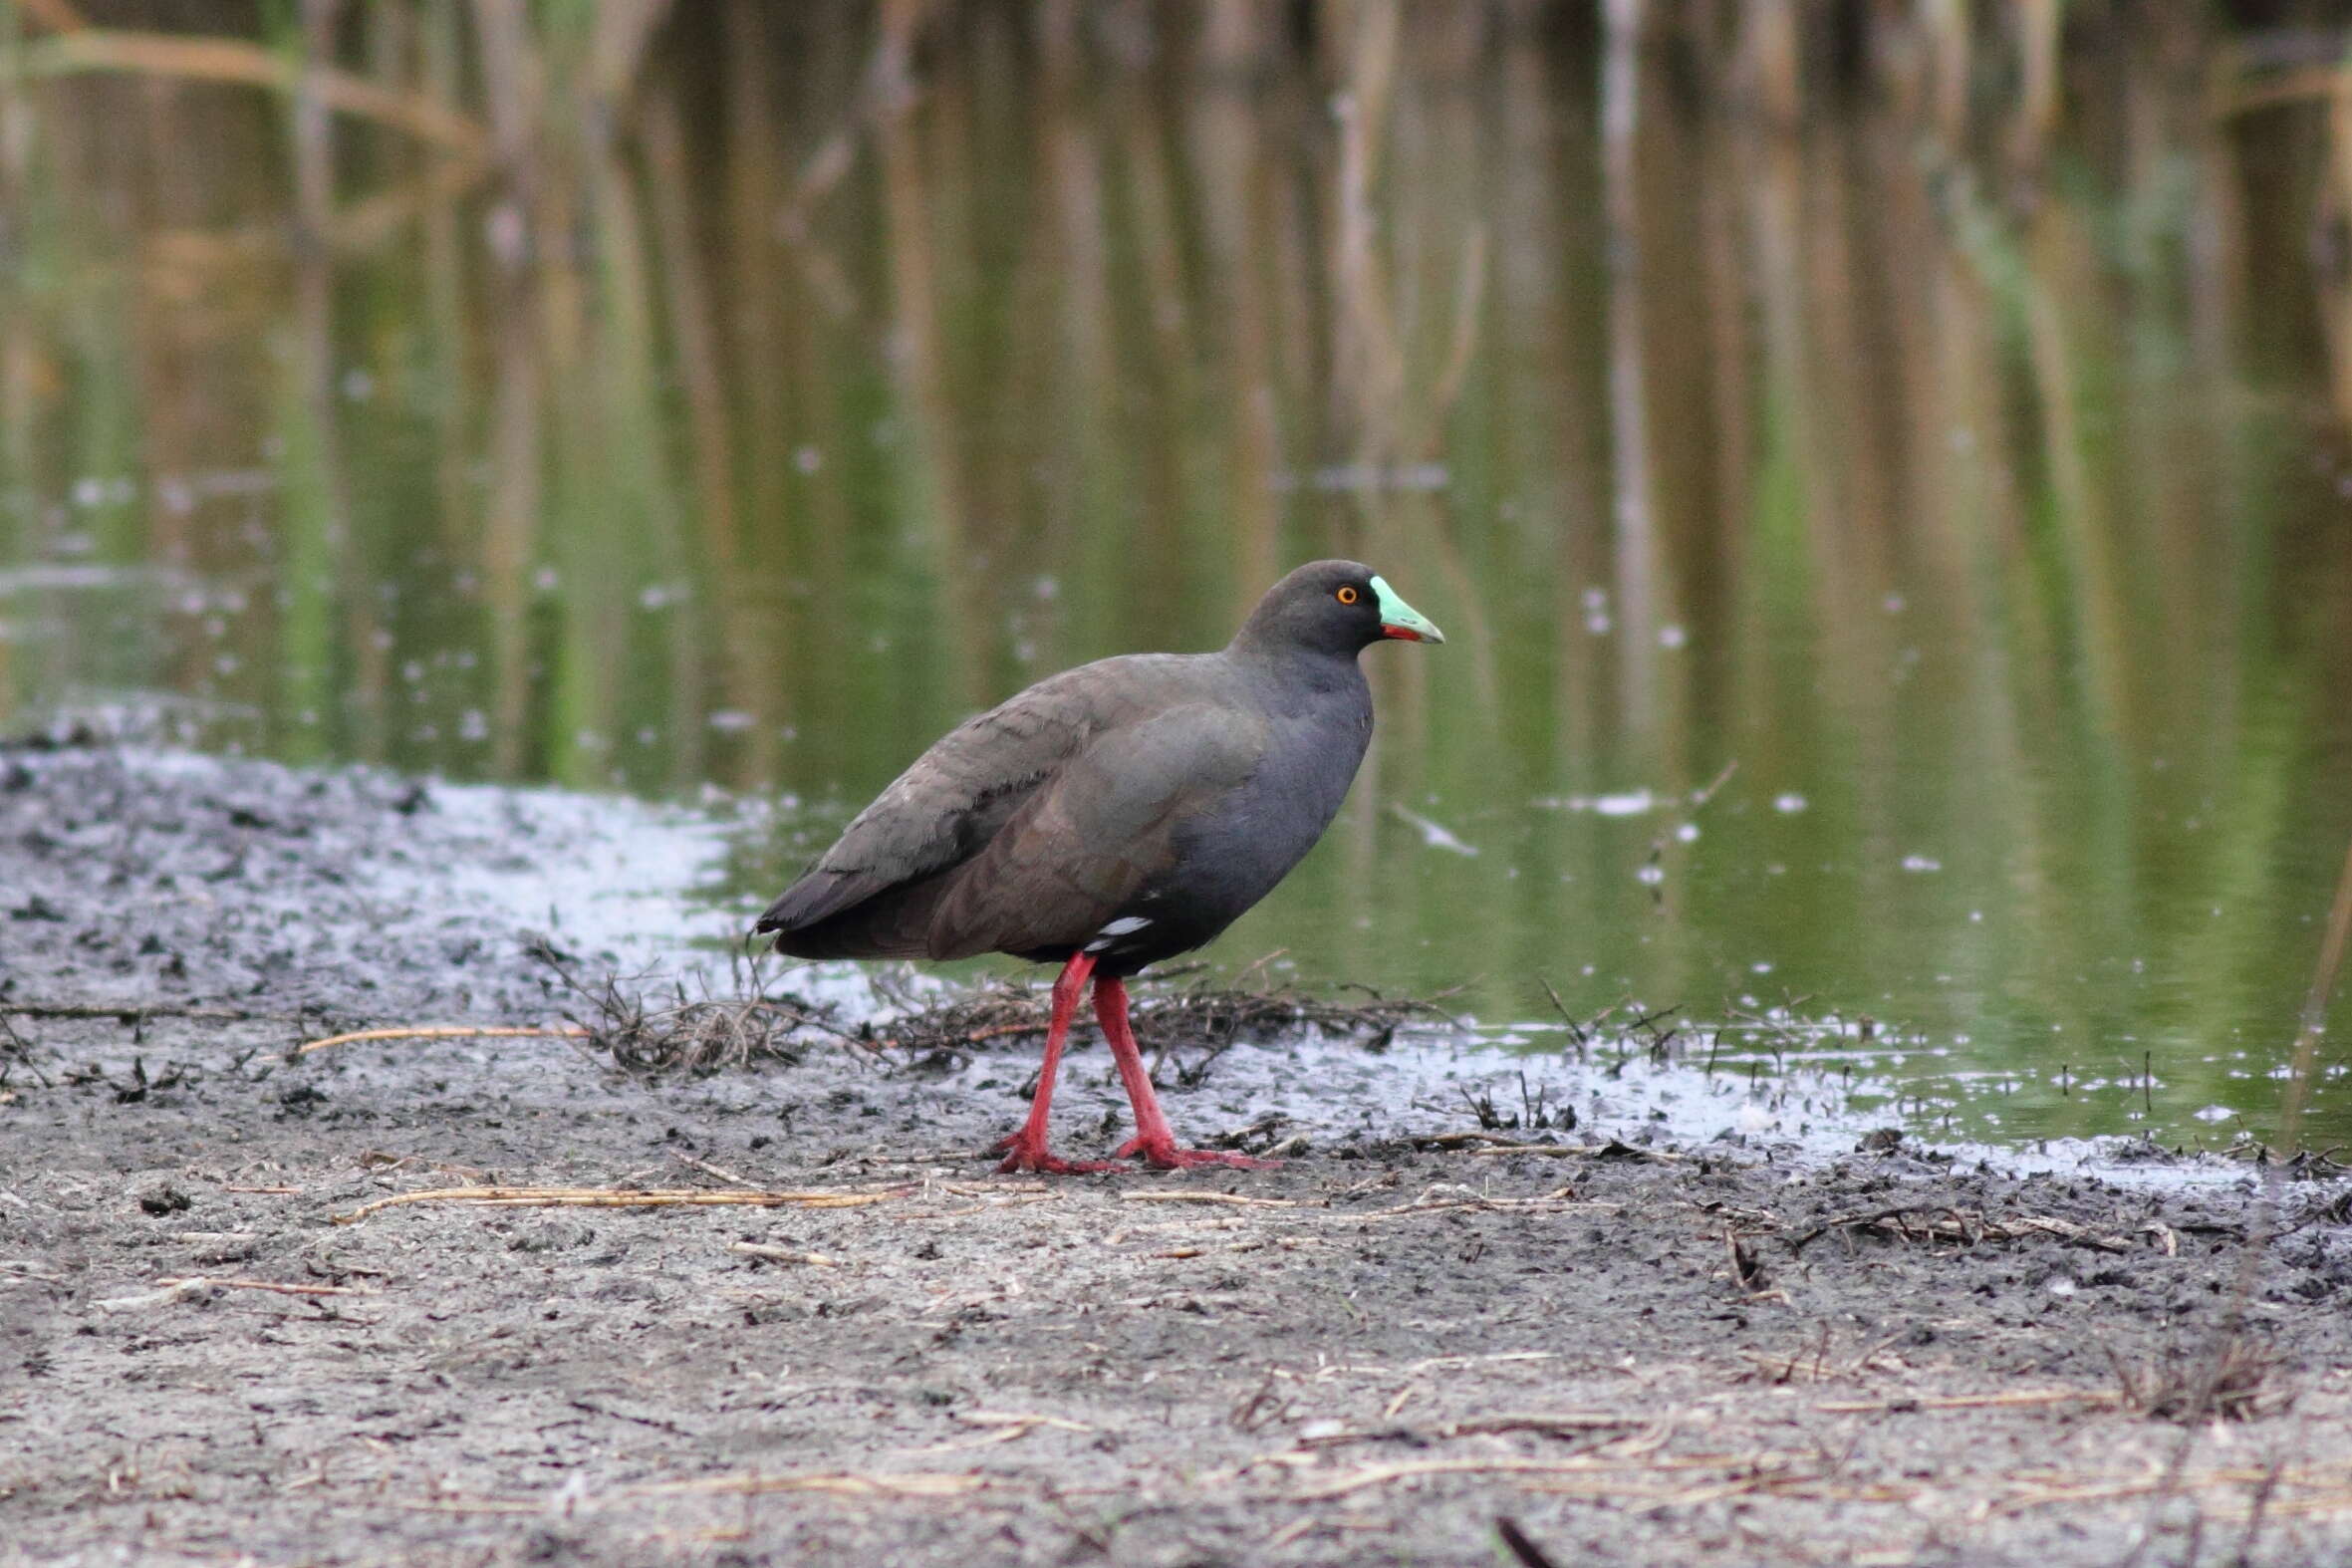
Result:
[990, 1137, 1122, 1176]
[1115, 1137, 1281, 1171]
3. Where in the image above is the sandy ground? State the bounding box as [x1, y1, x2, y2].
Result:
[6, 744, 2352, 1568]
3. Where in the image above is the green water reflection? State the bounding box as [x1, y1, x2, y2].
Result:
[3, 5, 2349, 1148]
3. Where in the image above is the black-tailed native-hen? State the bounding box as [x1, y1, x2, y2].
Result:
[754, 561, 1443, 1173]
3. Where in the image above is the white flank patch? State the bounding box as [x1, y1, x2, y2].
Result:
[1086, 915, 1153, 952]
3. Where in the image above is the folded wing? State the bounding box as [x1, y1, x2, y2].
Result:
[756, 658, 1255, 961]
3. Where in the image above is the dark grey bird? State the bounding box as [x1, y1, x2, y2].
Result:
[753, 560, 1443, 1173]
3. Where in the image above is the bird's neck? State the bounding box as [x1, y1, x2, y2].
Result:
[1227, 637, 1368, 698]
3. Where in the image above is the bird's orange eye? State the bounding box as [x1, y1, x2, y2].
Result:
[1337, 586, 1359, 605]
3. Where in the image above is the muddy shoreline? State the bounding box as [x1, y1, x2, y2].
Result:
[5, 746, 2352, 1567]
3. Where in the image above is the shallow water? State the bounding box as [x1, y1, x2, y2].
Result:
[4, 7, 2350, 1148]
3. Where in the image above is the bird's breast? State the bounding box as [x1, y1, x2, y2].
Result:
[1142, 705, 1369, 925]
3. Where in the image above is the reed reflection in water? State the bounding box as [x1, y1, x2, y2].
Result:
[2, 2, 2350, 1148]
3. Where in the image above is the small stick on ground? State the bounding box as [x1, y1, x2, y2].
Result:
[1814, 1388, 2122, 1414]
[159, 1276, 375, 1298]
[673, 1152, 765, 1189]
[1496, 1517, 1563, 1568]
[1119, 1190, 1308, 1209]
[94, 1276, 377, 1312]
[957, 1411, 1092, 1432]
[729, 1242, 842, 1267]
[295, 1025, 588, 1057]
[333, 1184, 914, 1224]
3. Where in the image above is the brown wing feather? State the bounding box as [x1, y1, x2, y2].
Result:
[758, 655, 1212, 956]
[924, 703, 1263, 958]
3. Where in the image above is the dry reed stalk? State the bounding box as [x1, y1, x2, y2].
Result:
[328, 151, 494, 251]
[586, 0, 670, 110]
[2008, 0, 2062, 171]
[24, 29, 486, 153]
[1923, 0, 1970, 139]
[16, 0, 86, 35]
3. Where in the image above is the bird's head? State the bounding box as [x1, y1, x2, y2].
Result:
[1233, 559, 1445, 659]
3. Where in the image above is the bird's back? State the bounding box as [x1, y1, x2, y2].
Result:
[755, 653, 1247, 960]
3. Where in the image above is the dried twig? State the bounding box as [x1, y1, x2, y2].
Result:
[1786, 1206, 2135, 1256]
[94, 1275, 376, 1312]
[1119, 1190, 1308, 1209]
[627, 1471, 983, 1499]
[1814, 1388, 2122, 1414]
[729, 1242, 842, 1267]
[332, 1184, 912, 1224]
[294, 1025, 586, 1057]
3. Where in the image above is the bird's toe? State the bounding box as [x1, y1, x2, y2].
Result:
[1121, 1138, 1281, 1171]
[992, 1139, 1122, 1176]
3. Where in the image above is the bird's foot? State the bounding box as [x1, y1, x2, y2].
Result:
[1115, 1136, 1281, 1171]
[988, 1135, 1121, 1176]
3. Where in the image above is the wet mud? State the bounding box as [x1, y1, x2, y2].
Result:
[5, 747, 2352, 1567]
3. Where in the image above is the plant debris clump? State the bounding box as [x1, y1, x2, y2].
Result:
[533, 945, 849, 1074]
[862, 966, 1447, 1081]
[540, 947, 1446, 1078]
[2111, 1334, 2290, 1424]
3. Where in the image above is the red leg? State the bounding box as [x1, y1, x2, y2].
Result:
[1094, 975, 1278, 1171]
[990, 952, 1118, 1175]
